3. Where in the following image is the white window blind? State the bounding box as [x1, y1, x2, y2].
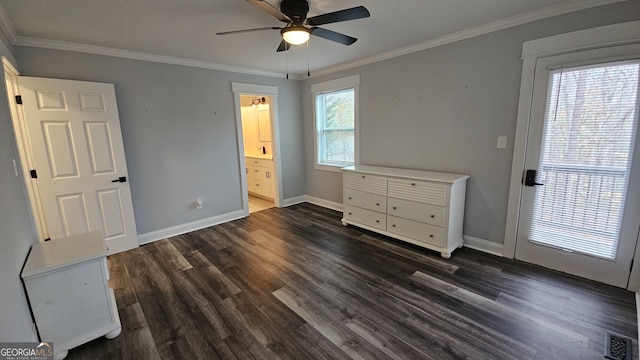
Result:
[530, 60, 640, 259]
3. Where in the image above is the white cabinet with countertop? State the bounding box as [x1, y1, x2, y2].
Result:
[21, 231, 121, 360]
[342, 165, 469, 258]
[246, 156, 275, 199]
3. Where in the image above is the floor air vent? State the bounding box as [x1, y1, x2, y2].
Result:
[605, 333, 632, 360]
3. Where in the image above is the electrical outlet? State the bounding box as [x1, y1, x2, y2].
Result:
[195, 198, 204, 210]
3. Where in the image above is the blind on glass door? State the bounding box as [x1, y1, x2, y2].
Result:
[530, 60, 640, 259]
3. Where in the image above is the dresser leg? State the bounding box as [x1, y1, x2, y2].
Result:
[341, 220, 349, 226]
[440, 252, 451, 259]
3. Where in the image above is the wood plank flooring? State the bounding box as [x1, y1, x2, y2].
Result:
[67, 203, 637, 359]
[248, 195, 274, 214]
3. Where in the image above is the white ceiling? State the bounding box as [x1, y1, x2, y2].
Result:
[0, 0, 625, 77]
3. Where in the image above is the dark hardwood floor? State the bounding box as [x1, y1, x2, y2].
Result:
[67, 203, 637, 359]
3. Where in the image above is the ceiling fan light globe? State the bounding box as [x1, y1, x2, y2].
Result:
[282, 28, 310, 45]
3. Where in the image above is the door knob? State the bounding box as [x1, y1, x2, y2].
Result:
[111, 176, 127, 183]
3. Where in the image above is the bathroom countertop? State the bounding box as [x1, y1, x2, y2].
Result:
[246, 154, 273, 160]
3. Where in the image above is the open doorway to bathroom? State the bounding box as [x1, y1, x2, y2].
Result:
[240, 94, 276, 213]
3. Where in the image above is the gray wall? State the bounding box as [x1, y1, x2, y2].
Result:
[14, 48, 305, 235]
[302, 0, 640, 245]
[0, 53, 38, 339]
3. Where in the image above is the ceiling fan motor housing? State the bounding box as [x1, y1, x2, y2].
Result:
[280, 0, 309, 23]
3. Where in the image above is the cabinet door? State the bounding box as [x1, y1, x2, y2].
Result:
[262, 168, 274, 198]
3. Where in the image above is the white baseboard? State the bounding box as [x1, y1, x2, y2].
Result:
[280, 195, 306, 207]
[304, 195, 343, 212]
[463, 235, 504, 256]
[135, 197, 504, 260]
[137, 209, 247, 245]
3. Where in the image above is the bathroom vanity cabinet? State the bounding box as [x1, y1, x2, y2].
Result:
[246, 156, 275, 199]
[342, 165, 469, 258]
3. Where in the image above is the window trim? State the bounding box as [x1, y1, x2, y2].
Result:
[311, 74, 360, 172]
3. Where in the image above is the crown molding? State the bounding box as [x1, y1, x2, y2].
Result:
[1, 0, 627, 80]
[310, 0, 628, 77]
[12, 36, 303, 79]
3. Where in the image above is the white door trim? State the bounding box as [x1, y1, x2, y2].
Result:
[504, 20, 640, 290]
[231, 82, 281, 213]
[2, 57, 47, 241]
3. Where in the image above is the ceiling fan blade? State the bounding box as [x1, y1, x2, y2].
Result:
[216, 26, 281, 35]
[276, 39, 291, 52]
[246, 0, 291, 22]
[310, 27, 357, 45]
[306, 6, 370, 26]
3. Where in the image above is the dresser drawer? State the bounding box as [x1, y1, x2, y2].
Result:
[344, 205, 386, 230]
[344, 173, 387, 195]
[388, 179, 446, 206]
[387, 215, 444, 247]
[344, 188, 386, 213]
[387, 197, 445, 227]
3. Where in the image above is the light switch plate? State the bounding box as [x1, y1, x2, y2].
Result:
[497, 136, 507, 149]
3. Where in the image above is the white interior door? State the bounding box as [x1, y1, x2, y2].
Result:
[18, 76, 138, 254]
[515, 44, 640, 288]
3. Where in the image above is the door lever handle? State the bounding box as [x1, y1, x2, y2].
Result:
[524, 170, 543, 187]
[111, 176, 127, 183]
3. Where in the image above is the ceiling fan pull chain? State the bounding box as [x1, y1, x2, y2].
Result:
[307, 40, 310, 77]
[285, 50, 289, 79]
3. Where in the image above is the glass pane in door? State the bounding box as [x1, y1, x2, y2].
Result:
[530, 61, 640, 259]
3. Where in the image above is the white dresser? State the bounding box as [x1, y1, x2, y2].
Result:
[342, 165, 469, 258]
[22, 231, 121, 360]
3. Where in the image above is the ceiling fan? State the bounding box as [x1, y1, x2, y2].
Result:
[217, 0, 370, 52]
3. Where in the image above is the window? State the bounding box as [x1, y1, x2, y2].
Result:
[312, 75, 359, 171]
[530, 60, 639, 259]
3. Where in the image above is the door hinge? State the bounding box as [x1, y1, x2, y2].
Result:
[15, 95, 22, 105]
[30, 169, 37, 179]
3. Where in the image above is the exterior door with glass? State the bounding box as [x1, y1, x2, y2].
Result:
[515, 44, 640, 288]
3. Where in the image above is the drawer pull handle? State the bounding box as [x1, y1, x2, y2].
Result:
[392, 224, 396, 227]
[376, 203, 380, 206]
[429, 234, 434, 238]
[376, 220, 380, 223]
[392, 206, 397, 210]
[430, 214, 435, 218]
[411, 183, 416, 186]
[348, 212, 352, 215]
[348, 197, 352, 200]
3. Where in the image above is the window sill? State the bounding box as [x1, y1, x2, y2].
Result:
[314, 164, 348, 173]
